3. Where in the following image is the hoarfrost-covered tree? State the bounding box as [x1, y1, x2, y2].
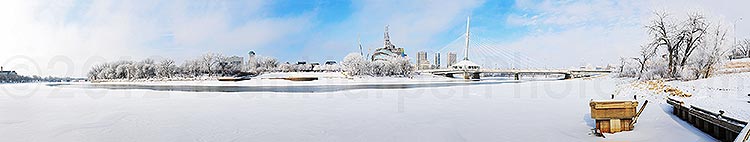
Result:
[133, 59, 156, 79]
[313, 64, 341, 72]
[617, 57, 627, 73]
[156, 59, 177, 78]
[214, 56, 242, 76]
[733, 39, 750, 58]
[277, 63, 294, 72]
[646, 11, 683, 77]
[678, 12, 709, 68]
[298, 64, 313, 72]
[688, 23, 728, 79]
[342, 53, 368, 75]
[370, 61, 386, 76]
[635, 45, 657, 80]
[199, 53, 220, 76]
[88, 64, 105, 80]
[88, 53, 259, 80]
[387, 56, 413, 77]
[617, 57, 638, 78]
[247, 56, 278, 73]
[341, 52, 413, 77]
[181, 59, 202, 77]
[636, 11, 730, 80]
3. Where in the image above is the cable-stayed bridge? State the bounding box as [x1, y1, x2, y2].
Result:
[418, 17, 611, 80]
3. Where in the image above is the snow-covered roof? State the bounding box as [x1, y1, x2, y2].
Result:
[452, 60, 479, 67]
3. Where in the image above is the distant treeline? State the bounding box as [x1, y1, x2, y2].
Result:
[87, 53, 343, 81]
[0, 74, 82, 83]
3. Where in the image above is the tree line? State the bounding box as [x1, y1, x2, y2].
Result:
[1, 74, 81, 83]
[87, 53, 345, 81]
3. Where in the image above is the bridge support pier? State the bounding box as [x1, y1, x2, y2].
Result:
[462, 72, 481, 80]
[445, 73, 454, 78]
[472, 73, 480, 80]
[563, 73, 572, 80]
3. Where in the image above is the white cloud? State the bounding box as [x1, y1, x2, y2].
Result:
[3, 0, 749, 77]
[0, 0, 312, 77]
[501, 0, 750, 68]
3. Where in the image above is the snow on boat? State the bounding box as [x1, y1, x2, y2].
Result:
[737, 124, 750, 142]
[589, 100, 648, 133]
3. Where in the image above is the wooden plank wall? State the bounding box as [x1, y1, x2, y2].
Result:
[667, 98, 748, 142]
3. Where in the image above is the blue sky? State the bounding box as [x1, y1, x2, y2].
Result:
[1, 0, 749, 77]
[211, 0, 528, 63]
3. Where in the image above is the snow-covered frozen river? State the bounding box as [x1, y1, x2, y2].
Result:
[0, 77, 716, 141]
[46, 80, 519, 93]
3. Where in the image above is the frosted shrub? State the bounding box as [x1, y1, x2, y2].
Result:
[341, 53, 413, 77]
[342, 53, 368, 75]
[246, 56, 279, 74]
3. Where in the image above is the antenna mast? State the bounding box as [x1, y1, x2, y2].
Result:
[357, 34, 365, 57]
[464, 16, 470, 61]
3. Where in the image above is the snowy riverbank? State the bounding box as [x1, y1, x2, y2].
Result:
[0, 76, 716, 141]
[86, 73, 469, 87]
[85, 72, 469, 87]
[664, 72, 750, 120]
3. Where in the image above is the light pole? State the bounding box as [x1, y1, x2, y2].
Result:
[734, 17, 743, 47]
[734, 17, 743, 59]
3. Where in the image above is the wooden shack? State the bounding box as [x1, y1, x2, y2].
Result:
[590, 100, 639, 133]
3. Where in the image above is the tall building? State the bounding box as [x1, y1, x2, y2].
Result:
[433, 52, 441, 69]
[447, 52, 457, 68]
[371, 25, 405, 61]
[416, 51, 430, 70]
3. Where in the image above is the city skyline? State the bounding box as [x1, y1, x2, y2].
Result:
[1, 0, 750, 77]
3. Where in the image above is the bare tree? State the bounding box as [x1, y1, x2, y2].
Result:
[733, 39, 750, 58]
[646, 11, 685, 77]
[618, 57, 627, 73]
[156, 59, 176, 78]
[181, 59, 202, 77]
[679, 12, 709, 67]
[694, 23, 728, 79]
[616, 57, 638, 78]
[199, 53, 220, 76]
[634, 45, 657, 79]
[247, 56, 278, 73]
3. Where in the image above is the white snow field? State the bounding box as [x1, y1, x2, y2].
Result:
[0, 76, 715, 142]
[665, 72, 750, 120]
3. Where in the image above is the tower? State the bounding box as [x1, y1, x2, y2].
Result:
[371, 25, 405, 61]
[357, 34, 365, 57]
[247, 50, 256, 63]
[464, 16, 470, 61]
[434, 52, 441, 69]
[383, 25, 396, 49]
